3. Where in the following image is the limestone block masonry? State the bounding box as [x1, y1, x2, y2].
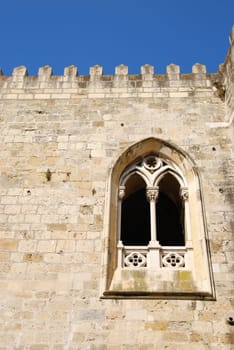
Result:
[0, 26, 233, 349]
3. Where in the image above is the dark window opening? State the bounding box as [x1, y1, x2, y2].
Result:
[156, 174, 184, 246]
[121, 174, 150, 246]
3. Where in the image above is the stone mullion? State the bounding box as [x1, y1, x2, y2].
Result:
[146, 186, 160, 245]
[146, 186, 160, 269]
[150, 199, 157, 242]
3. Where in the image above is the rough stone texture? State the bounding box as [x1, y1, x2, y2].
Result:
[0, 26, 233, 349]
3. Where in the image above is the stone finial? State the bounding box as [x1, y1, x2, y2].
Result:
[115, 64, 128, 75]
[192, 63, 207, 74]
[229, 24, 234, 45]
[228, 25, 234, 63]
[141, 64, 154, 75]
[218, 63, 225, 74]
[64, 65, 78, 78]
[231, 46, 234, 63]
[12, 66, 28, 78]
[38, 65, 52, 80]
[89, 65, 103, 77]
[166, 64, 180, 75]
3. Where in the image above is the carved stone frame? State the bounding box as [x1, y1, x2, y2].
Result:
[101, 138, 215, 300]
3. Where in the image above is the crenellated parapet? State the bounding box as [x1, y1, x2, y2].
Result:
[2, 23, 234, 104]
[1, 26, 234, 105]
[0, 63, 221, 100]
[0, 62, 217, 83]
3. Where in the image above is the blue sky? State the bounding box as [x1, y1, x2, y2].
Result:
[0, 0, 233, 75]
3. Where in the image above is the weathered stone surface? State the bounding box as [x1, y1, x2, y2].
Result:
[0, 25, 233, 350]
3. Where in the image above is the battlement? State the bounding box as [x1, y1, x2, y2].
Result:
[0, 25, 233, 102]
[0, 63, 219, 84]
[0, 63, 223, 101]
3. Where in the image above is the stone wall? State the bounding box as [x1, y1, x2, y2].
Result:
[0, 27, 233, 349]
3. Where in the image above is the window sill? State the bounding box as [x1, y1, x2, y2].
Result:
[101, 290, 215, 300]
[103, 268, 215, 300]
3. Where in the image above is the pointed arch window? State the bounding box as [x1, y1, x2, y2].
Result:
[102, 138, 215, 300]
[121, 174, 150, 246]
[117, 155, 190, 270]
[157, 173, 184, 246]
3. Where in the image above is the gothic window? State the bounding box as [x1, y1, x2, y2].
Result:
[102, 138, 215, 300]
[117, 154, 188, 270]
[157, 174, 184, 246]
[121, 174, 150, 246]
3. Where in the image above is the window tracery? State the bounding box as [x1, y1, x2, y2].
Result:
[118, 154, 188, 270]
[102, 138, 215, 300]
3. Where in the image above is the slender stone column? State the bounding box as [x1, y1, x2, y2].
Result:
[180, 187, 192, 244]
[180, 187, 193, 268]
[146, 186, 159, 243]
[118, 186, 125, 241]
[117, 186, 125, 268]
[117, 240, 124, 268]
[146, 186, 160, 269]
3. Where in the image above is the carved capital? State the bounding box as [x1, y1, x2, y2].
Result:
[180, 187, 189, 201]
[118, 186, 126, 200]
[146, 186, 159, 202]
